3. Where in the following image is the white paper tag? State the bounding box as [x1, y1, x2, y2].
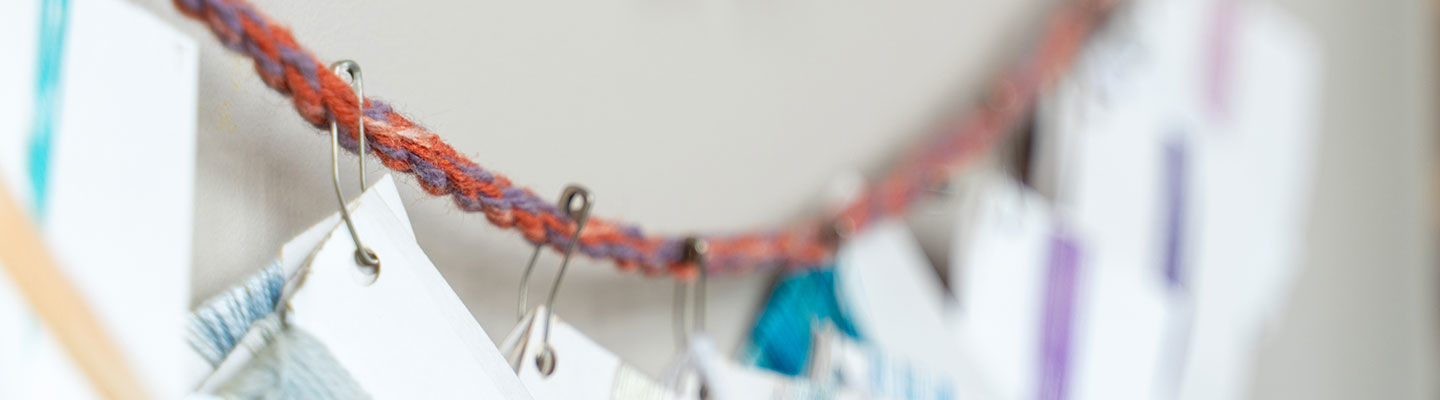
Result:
[281, 176, 530, 399]
[836, 221, 961, 375]
[1029, 1, 1320, 399]
[809, 325, 956, 400]
[946, 176, 1053, 400]
[1180, 3, 1319, 400]
[183, 178, 363, 390]
[502, 306, 668, 399]
[668, 335, 860, 400]
[0, 0, 198, 397]
[184, 214, 342, 391]
[834, 221, 999, 399]
[1032, 2, 1204, 399]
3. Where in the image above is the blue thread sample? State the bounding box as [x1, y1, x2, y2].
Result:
[28, 0, 71, 217]
[745, 266, 861, 376]
[188, 262, 286, 366]
[189, 262, 371, 398]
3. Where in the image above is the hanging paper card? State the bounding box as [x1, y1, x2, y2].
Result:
[1030, 1, 1319, 399]
[809, 323, 956, 400]
[0, 0, 198, 397]
[1180, 3, 1319, 400]
[945, 175, 1053, 399]
[279, 176, 531, 399]
[502, 306, 671, 399]
[1030, 2, 1203, 399]
[742, 265, 862, 377]
[835, 221, 968, 379]
[668, 335, 858, 400]
[182, 190, 350, 389]
[187, 176, 422, 395]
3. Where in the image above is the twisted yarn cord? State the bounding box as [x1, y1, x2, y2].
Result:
[171, 0, 1114, 280]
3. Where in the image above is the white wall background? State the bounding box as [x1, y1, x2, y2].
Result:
[126, 0, 1436, 398]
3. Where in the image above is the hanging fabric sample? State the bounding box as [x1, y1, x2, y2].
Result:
[832, 221, 971, 390]
[1175, 2, 1319, 398]
[747, 220, 971, 398]
[1024, 0, 1321, 398]
[669, 335, 859, 400]
[502, 306, 672, 400]
[946, 174, 1055, 400]
[808, 323, 956, 400]
[743, 266, 861, 377]
[187, 176, 530, 399]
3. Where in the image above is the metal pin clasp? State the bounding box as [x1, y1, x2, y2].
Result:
[515, 185, 593, 377]
[327, 60, 380, 275]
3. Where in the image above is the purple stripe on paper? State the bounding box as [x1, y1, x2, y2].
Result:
[1156, 135, 1194, 399]
[1163, 137, 1187, 288]
[1037, 230, 1080, 400]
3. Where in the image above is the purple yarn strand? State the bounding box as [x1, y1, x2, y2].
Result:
[1037, 230, 1079, 400]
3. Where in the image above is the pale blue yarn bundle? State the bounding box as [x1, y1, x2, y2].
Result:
[189, 262, 286, 366]
[188, 262, 368, 398]
[210, 315, 369, 399]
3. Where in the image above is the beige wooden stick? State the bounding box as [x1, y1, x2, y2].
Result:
[0, 180, 149, 400]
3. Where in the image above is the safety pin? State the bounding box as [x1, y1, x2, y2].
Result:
[328, 60, 380, 270]
[516, 185, 593, 376]
[674, 237, 708, 348]
[674, 236, 711, 399]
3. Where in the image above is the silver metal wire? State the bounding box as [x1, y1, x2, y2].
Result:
[514, 185, 593, 376]
[674, 237, 708, 349]
[327, 60, 380, 269]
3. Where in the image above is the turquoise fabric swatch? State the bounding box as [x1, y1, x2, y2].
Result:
[744, 266, 861, 376]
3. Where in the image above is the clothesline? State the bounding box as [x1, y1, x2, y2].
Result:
[170, 0, 1116, 279]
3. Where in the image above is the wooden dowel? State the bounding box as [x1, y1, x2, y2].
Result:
[0, 180, 149, 400]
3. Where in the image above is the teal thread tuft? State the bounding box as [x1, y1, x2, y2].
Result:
[744, 266, 861, 376]
[28, 0, 70, 218]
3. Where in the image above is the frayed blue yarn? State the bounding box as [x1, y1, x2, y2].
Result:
[186, 262, 371, 398]
[188, 262, 286, 366]
[745, 266, 861, 376]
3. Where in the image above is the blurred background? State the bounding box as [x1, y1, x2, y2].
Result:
[0, 0, 1434, 398]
